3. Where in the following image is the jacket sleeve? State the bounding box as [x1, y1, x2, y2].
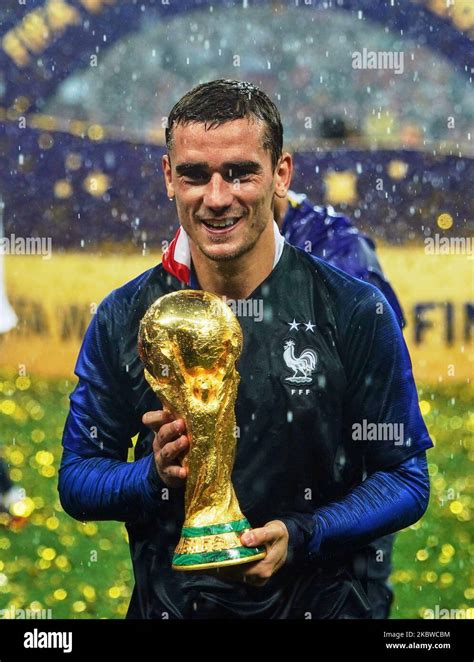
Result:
[282, 451, 429, 565]
[58, 297, 162, 522]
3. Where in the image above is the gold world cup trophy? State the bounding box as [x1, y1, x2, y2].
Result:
[138, 290, 266, 571]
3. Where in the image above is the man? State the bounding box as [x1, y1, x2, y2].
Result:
[0, 195, 17, 334]
[59, 79, 432, 619]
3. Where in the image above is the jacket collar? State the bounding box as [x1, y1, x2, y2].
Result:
[162, 220, 285, 286]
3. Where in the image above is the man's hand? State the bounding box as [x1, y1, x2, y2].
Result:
[213, 520, 289, 587]
[142, 410, 189, 488]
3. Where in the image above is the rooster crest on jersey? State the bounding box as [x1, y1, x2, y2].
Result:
[283, 340, 318, 384]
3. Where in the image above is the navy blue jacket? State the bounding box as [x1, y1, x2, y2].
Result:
[59, 243, 431, 618]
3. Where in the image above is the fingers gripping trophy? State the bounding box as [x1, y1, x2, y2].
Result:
[138, 290, 266, 571]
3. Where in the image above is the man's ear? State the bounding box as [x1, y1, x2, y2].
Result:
[274, 152, 292, 199]
[162, 154, 175, 199]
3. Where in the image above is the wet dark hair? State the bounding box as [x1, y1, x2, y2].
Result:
[165, 79, 283, 171]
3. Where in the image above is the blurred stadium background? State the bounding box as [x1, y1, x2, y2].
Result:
[0, 0, 472, 619]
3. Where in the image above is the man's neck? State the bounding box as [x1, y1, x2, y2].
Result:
[190, 220, 276, 300]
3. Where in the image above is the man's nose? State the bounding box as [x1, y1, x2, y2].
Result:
[203, 173, 234, 211]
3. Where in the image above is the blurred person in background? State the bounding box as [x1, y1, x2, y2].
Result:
[0, 196, 28, 529]
[274, 191, 405, 328]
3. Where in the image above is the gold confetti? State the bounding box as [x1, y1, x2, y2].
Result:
[419, 400, 431, 416]
[437, 213, 454, 230]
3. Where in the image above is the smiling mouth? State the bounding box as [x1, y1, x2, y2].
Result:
[200, 217, 241, 231]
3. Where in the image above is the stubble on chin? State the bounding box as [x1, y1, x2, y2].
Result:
[196, 221, 268, 263]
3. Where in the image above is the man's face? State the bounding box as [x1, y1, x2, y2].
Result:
[163, 118, 288, 262]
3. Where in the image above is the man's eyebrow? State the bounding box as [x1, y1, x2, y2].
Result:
[222, 161, 262, 173]
[175, 162, 209, 175]
[174, 161, 263, 176]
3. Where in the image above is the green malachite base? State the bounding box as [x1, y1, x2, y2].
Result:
[172, 545, 266, 571]
[172, 518, 266, 571]
[181, 517, 251, 538]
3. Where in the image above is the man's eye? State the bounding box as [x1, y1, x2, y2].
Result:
[184, 174, 208, 183]
[227, 171, 251, 181]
